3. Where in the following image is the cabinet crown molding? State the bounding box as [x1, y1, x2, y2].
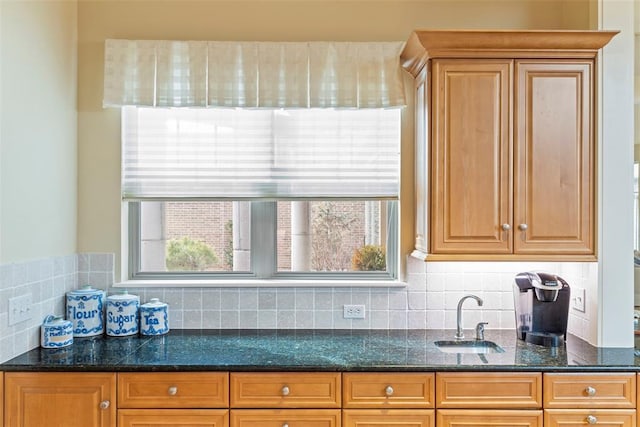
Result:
[401, 30, 619, 77]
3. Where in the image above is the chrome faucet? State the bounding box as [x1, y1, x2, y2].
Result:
[455, 294, 483, 339]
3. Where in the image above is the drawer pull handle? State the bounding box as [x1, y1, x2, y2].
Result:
[99, 400, 110, 410]
[282, 424, 289, 427]
[586, 415, 597, 424]
[281, 386, 290, 396]
[385, 385, 394, 396]
[585, 386, 596, 396]
[168, 386, 178, 396]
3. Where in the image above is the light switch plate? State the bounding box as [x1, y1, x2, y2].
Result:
[9, 294, 33, 325]
[571, 287, 586, 313]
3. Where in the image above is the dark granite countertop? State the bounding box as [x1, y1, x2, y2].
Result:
[1, 329, 638, 372]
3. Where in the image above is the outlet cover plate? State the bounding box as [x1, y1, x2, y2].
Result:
[343, 304, 366, 319]
[9, 293, 33, 325]
[572, 287, 586, 313]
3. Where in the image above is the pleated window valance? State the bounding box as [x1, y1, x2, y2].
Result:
[103, 39, 406, 108]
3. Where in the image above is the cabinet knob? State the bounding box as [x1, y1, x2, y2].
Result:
[586, 415, 597, 424]
[518, 223, 528, 231]
[585, 386, 596, 396]
[168, 386, 178, 396]
[501, 224, 511, 231]
[385, 385, 394, 396]
[281, 385, 290, 396]
[99, 400, 110, 410]
[282, 424, 289, 427]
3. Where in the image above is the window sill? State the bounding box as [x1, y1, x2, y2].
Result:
[114, 279, 407, 288]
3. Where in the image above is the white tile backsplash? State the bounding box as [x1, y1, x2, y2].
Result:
[0, 254, 78, 363]
[0, 252, 599, 363]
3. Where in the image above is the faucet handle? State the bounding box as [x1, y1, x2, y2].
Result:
[475, 322, 488, 341]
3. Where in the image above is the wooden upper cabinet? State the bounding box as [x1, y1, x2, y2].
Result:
[401, 30, 617, 260]
[430, 59, 513, 255]
[514, 60, 594, 255]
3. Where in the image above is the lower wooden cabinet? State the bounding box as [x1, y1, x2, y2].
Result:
[2, 370, 638, 427]
[437, 409, 543, 427]
[1, 371, 3, 427]
[543, 373, 636, 409]
[230, 409, 341, 427]
[4, 372, 116, 427]
[118, 372, 229, 408]
[343, 409, 434, 426]
[436, 372, 542, 409]
[230, 372, 341, 409]
[118, 409, 229, 427]
[343, 373, 435, 409]
[543, 409, 636, 426]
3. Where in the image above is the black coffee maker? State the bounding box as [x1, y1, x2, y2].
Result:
[513, 271, 571, 347]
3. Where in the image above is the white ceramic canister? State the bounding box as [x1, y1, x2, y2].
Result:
[106, 290, 140, 337]
[139, 298, 169, 336]
[40, 315, 74, 349]
[66, 285, 106, 337]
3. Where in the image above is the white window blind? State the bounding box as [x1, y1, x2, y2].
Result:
[104, 40, 406, 108]
[122, 107, 401, 200]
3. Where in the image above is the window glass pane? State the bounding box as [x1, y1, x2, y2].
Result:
[277, 200, 387, 273]
[139, 201, 251, 273]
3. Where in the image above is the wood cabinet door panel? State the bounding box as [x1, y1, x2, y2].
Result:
[118, 409, 228, 427]
[230, 372, 341, 408]
[543, 373, 636, 409]
[343, 373, 435, 408]
[544, 409, 635, 426]
[430, 59, 513, 254]
[4, 372, 116, 427]
[1, 372, 3, 427]
[436, 372, 542, 408]
[514, 60, 594, 255]
[343, 409, 434, 427]
[230, 409, 341, 427]
[437, 409, 543, 427]
[118, 372, 229, 408]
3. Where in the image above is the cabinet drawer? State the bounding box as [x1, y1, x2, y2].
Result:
[436, 372, 542, 408]
[343, 372, 434, 408]
[544, 409, 636, 426]
[118, 409, 228, 427]
[118, 372, 229, 408]
[230, 372, 341, 408]
[230, 409, 341, 427]
[437, 409, 543, 427]
[543, 373, 636, 409]
[343, 409, 434, 427]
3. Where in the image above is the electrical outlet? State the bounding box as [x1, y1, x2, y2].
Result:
[572, 287, 586, 313]
[9, 293, 33, 325]
[343, 304, 366, 319]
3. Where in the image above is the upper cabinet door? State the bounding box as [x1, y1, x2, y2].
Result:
[431, 59, 513, 254]
[514, 60, 594, 255]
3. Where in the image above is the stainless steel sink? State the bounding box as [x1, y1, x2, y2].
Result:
[434, 340, 505, 354]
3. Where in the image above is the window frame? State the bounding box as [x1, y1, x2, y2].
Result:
[124, 200, 400, 286]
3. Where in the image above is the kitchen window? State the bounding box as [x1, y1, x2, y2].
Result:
[122, 106, 401, 284]
[104, 39, 406, 285]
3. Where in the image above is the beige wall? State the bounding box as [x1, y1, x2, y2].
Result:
[77, 0, 589, 278]
[1, 0, 78, 263]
